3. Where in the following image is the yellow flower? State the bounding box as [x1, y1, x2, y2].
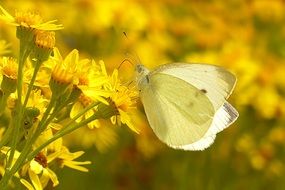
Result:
[7, 89, 47, 122]
[0, 5, 63, 30]
[34, 30, 55, 50]
[33, 126, 62, 153]
[22, 89, 47, 110]
[43, 48, 110, 101]
[20, 171, 43, 190]
[18, 126, 90, 189]
[0, 56, 18, 80]
[33, 127, 91, 173]
[103, 67, 139, 133]
[19, 155, 59, 190]
[45, 47, 78, 73]
[0, 146, 57, 189]
[75, 60, 111, 103]
[74, 60, 139, 132]
[68, 59, 112, 128]
[51, 62, 73, 85]
[47, 49, 77, 96]
[110, 85, 139, 133]
[65, 59, 111, 128]
[33, 30, 56, 62]
[57, 146, 91, 172]
[20, 153, 59, 190]
[70, 94, 100, 129]
[0, 146, 20, 168]
[28, 89, 47, 107]
[0, 57, 18, 94]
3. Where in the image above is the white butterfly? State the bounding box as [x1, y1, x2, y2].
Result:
[135, 63, 238, 151]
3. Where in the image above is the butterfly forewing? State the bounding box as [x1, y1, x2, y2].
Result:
[140, 73, 216, 147]
[156, 63, 236, 111]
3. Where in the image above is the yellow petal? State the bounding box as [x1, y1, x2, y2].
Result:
[0, 6, 15, 23]
[45, 168, 59, 187]
[63, 160, 91, 172]
[28, 170, 43, 190]
[20, 178, 35, 190]
[30, 160, 43, 174]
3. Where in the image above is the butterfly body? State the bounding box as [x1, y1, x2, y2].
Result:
[135, 63, 238, 151]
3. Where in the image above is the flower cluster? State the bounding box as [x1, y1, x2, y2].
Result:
[0, 5, 138, 189]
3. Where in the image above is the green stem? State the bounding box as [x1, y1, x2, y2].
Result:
[23, 60, 42, 108]
[0, 40, 31, 190]
[38, 99, 100, 138]
[0, 121, 14, 150]
[25, 101, 100, 161]
[0, 91, 56, 189]
[27, 102, 114, 161]
[6, 43, 26, 165]
[71, 102, 100, 123]
[0, 93, 10, 116]
[27, 116, 93, 161]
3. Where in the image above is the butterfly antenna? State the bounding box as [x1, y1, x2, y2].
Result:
[123, 32, 142, 65]
[118, 58, 134, 70]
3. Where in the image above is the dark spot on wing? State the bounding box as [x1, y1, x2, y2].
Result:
[194, 89, 207, 98]
[146, 75, 149, 83]
[189, 102, 194, 107]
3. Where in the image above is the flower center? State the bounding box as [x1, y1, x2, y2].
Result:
[79, 94, 93, 107]
[15, 10, 43, 27]
[1, 57, 18, 79]
[34, 152, 48, 168]
[35, 30, 55, 49]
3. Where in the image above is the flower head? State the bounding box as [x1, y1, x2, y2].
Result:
[109, 84, 139, 133]
[56, 146, 91, 172]
[103, 65, 139, 133]
[0, 56, 18, 80]
[0, 57, 18, 94]
[73, 60, 111, 104]
[70, 94, 100, 129]
[0, 6, 63, 31]
[34, 30, 55, 50]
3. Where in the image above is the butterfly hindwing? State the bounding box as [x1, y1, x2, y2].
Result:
[171, 101, 238, 150]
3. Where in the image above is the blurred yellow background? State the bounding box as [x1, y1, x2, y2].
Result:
[1, 0, 285, 189]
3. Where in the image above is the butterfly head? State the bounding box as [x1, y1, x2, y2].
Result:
[135, 64, 150, 88]
[136, 64, 150, 76]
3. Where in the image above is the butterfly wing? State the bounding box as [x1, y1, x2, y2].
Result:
[155, 63, 236, 111]
[170, 101, 238, 150]
[139, 63, 238, 150]
[140, 72, 216, 147]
